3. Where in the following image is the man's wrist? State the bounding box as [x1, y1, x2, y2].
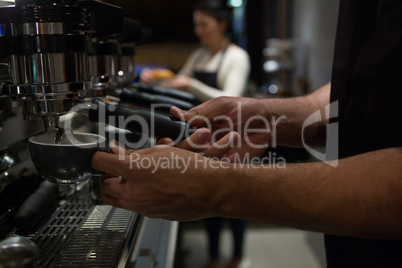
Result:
[210, 164, 248, 218]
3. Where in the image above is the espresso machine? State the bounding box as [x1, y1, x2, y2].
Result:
[0, 1, 178, 267]
[86, 17, 198, 114]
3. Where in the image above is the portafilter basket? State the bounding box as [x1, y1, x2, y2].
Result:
[29, 133, 107, 184]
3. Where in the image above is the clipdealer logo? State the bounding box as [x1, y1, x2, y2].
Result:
[128, 151, 287, 174]
[301, 101, 339, 167]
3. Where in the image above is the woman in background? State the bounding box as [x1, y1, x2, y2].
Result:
[140, 0, 250, 103]
[141, 1, 250, 268]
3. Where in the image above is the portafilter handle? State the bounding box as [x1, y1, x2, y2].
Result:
[132, 82, 200, 105]
[119, 88, 194, 113]
[88, 99, 192, 141]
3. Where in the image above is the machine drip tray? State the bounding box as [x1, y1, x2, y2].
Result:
[0, 194, 141, 267]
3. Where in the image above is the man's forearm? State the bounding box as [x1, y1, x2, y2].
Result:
[217, 146, 402, 239]
[259, 83, 331, 147]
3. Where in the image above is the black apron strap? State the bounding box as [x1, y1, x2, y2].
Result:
[192, 44, 230, 89]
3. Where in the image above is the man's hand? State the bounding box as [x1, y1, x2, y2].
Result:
[157, 127, 240, 160]
[92, 144, 231, 221]
[170, 96, 272, 161]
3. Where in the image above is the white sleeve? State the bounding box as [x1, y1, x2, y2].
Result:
[187, 47, 251, 102]
[177, 48, 203, 77]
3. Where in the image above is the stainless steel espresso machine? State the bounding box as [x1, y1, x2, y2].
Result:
[0, 1, 178, 267]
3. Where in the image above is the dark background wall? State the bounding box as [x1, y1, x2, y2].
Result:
[103, 0, 199, 43]
[291, 0, 339, 91]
